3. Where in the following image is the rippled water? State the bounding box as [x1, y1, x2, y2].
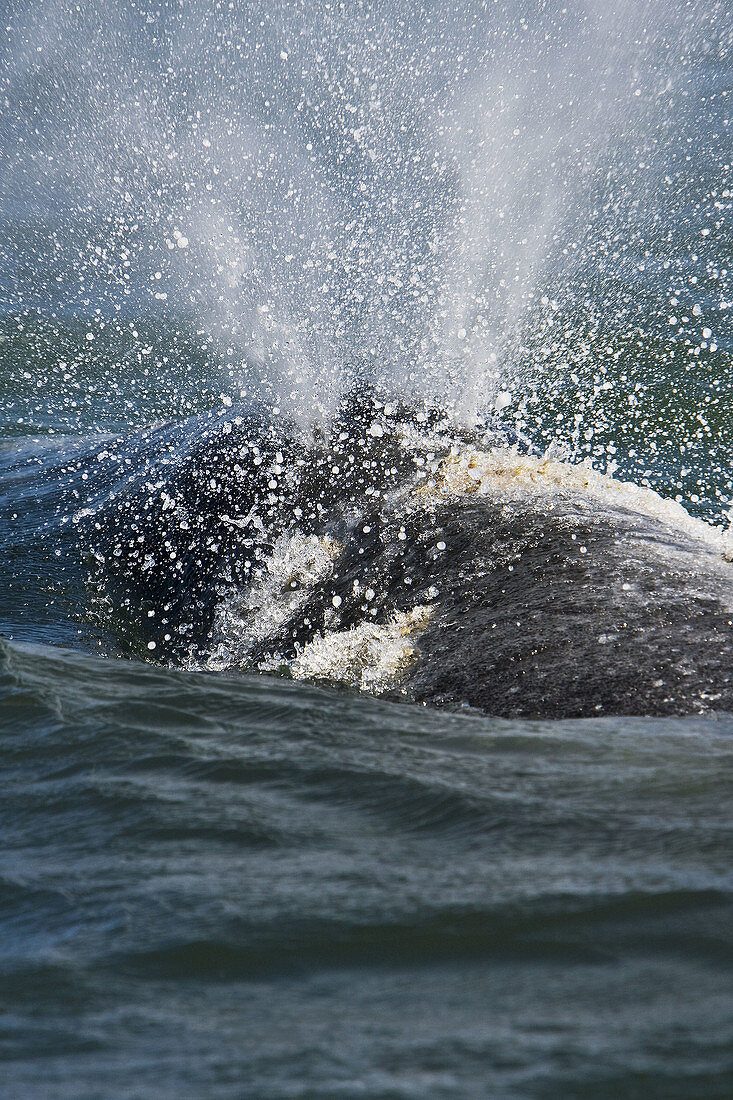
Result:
[2, 640, 732, 1097]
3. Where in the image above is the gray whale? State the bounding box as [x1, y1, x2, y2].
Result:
[87, 397, 733, 719]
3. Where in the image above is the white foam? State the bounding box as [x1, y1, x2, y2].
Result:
[208, 530, 340, 669]
[287, 605, 434, 692]
[422, 448, 731, 557]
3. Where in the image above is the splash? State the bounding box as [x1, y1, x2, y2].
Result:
[423, 447, 732, 554]
[279, 603, 434, 693]
[208, 530, 341, 669]
[0, 0, 731, 537]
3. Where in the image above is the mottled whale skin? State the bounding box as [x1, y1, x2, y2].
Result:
[354, 460, 733, 719]
[87, 396, 733, 719]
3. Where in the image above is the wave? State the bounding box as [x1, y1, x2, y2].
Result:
[2, 635, 731, 1095]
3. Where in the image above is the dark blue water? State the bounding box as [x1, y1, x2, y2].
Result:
[1, 0, 733, 1095]
[2, 640, 732, 1097]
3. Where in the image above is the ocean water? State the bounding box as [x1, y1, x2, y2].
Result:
[1, 643, 732, 1098]
[2, 0, 733, 1096]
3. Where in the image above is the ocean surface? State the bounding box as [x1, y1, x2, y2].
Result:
[2, 0, 733, 1096]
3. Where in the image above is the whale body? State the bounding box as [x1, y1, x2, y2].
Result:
[86, 396, 733, 719]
